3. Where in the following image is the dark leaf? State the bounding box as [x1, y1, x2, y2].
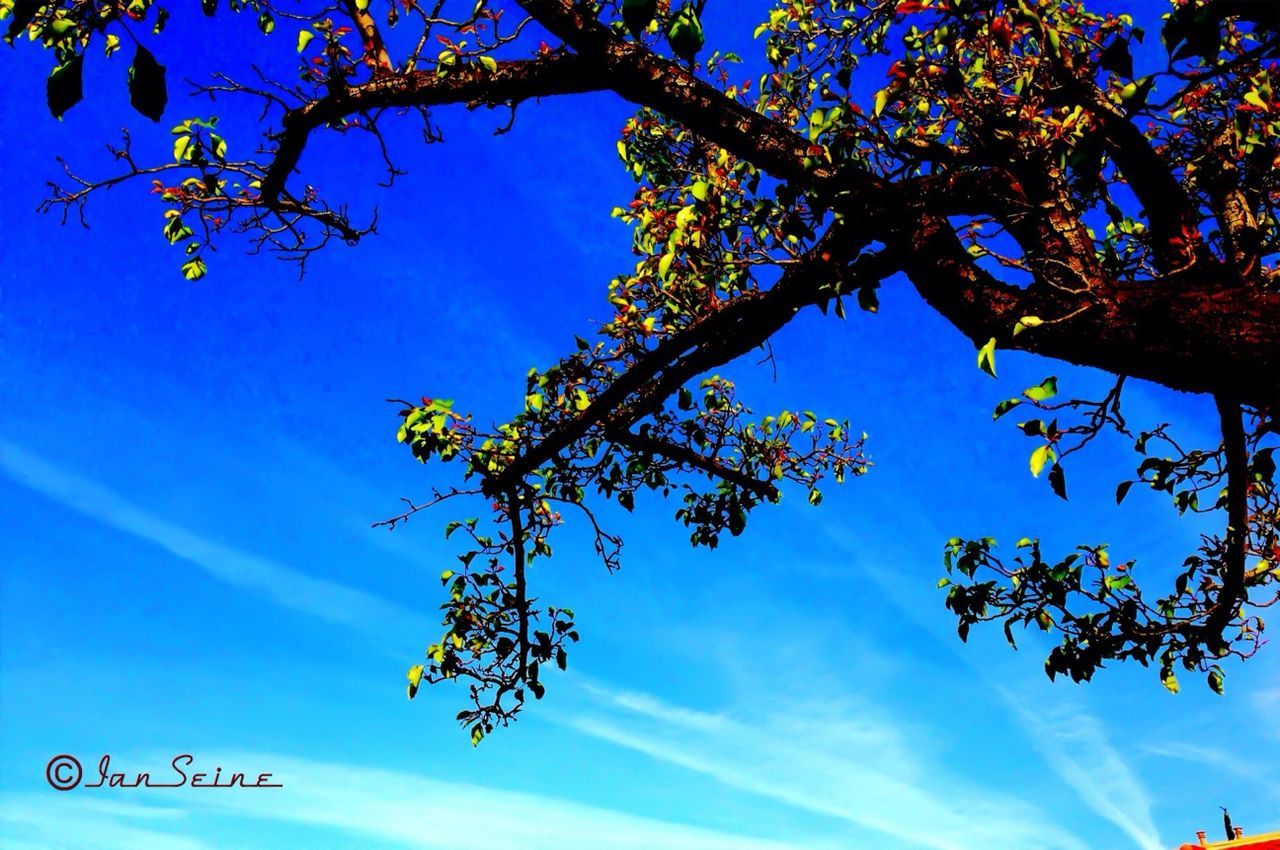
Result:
[46, 53, 83, 119]
[1048, 463, 1067, 500]
[857, 281, 879, 313]
[993, 398, 1022, 420]
[621, 0, 658, 38]
[5, 0, 41, 44]
[1099, 37, 1133, 77]
[128, 45, 167, 122]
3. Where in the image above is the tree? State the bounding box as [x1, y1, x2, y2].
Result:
[5, 0, 1279, 745]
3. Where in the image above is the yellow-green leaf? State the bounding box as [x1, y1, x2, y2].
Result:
[1023, 376, 1058, 402]
[977, 337, 997, 378]
[1029, 444, 1055, 478]
[181, 256, 207, 281]
[657, 252, 674, 278]
[873, 88, 890, 117]
[1013, 315, 1043, 336]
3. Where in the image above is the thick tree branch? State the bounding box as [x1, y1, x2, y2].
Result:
[342, 0, 394, 74]
[1056, 67, 1208, 273]
[1210, 396, 1249, 639]
[516, 0, 883, 196]
[260, 52, 605, 207]
[483, 225, 869, 496]
[1202, 121, 1263, 280]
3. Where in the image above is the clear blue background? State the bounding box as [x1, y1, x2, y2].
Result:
[2, 2, 1276, 848]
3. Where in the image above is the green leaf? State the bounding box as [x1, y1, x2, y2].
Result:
[976, 337, 997, 378]
[1207, 667, 1224, 695]
[1023, 376, 1058, 403]
[406, 664, 424, 698]
[470, 724, 485, 746]
[479, 54, 498, 73]
[1029, 444, 1055, 478]
[690, 180, 709, 202]
[993, 398, 1022, 420]
[181, 256, 207, 281]
[208, 133, 228, 160]
[296, 29, 314, 52]
[1104, 574, 1132, 591]
[665, 3, 704, 60]
[46, 53, 84, 119]
[873, 88, 890, 117]
[128, 45, 167, 122]
[1161, 670, 1179, 694]
[1119, 76, 1154, 112]
[657, 251, 674, 278]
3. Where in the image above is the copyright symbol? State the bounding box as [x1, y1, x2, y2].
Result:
[46, 755, 82, 791]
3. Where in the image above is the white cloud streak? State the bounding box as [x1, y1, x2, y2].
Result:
[3, 755, 836, 850]
[996, 690, 1164, 850]
[0, 441, 430, 641]
[0, 795, 209, 850]
[566, 684, 1088, 850]
[820, 521, 1164, 850]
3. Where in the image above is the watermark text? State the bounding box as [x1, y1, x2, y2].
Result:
[46, 754, 282, 791]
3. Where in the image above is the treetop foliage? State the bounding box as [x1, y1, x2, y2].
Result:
[5, 0, 1279, 744]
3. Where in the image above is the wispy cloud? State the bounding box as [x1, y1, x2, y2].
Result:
[1145, 741, 1280, 798]
[0, 795, 208, 850]
[0, 441, 430, 642]
[997, 690, 1164, 850]
[565, 683, 1087, 850]
[819, 521, 1164, 850]
[225, 753, 838, 850]
[4, 754, 835, 850]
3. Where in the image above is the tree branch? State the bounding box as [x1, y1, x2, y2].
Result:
[260, 52, 606, 207]
[607, 429, 780, 501]
[483, 223, 869, 496]
[1209, 395, 1249, 640]
[342, 0, 394, 74]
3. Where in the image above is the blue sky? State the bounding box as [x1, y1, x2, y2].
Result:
[1, 2, 1277, 848]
